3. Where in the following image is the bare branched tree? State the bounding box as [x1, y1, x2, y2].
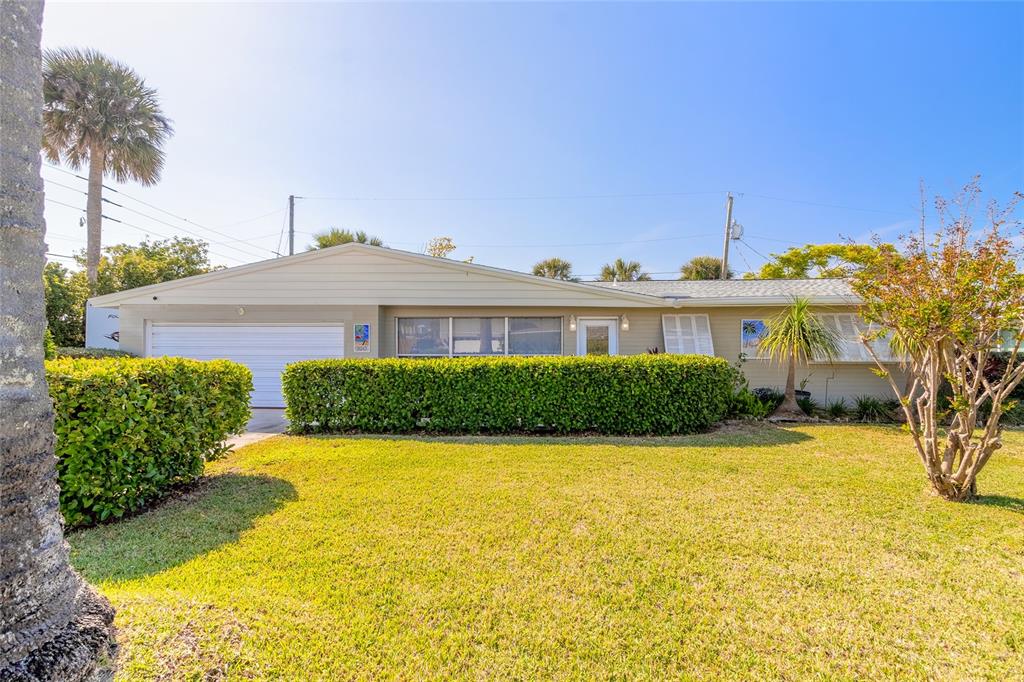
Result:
[853, 180, 1024, 501]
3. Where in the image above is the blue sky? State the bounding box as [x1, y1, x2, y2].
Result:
[41, 2, 1023, 278]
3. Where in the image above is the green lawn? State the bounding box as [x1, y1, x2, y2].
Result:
[70, 425, 1024, 680]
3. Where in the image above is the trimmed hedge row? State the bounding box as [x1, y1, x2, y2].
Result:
[56, 346, 136, 359]
[284, 355, 733, 436]
[46, 357, 252, 527]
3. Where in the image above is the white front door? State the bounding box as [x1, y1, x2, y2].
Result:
[576, 318, 619, 356]
[148, 324, 345, 407]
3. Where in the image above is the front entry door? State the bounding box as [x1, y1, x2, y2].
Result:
[577, 318, 619, 356]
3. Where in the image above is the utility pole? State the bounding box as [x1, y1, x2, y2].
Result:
[720, 192, 734, 280]
[288, 194, 295, 256]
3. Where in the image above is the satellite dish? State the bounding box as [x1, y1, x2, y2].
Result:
[730, 221, 744, 240]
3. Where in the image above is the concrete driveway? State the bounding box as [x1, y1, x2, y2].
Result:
[226, 408, 288, 448]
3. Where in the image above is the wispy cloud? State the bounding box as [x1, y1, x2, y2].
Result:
[851, 218, 916, 244]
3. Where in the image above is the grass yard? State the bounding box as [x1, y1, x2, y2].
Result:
[70, 425, 1024, 680]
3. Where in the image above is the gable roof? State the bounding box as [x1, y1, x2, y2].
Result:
[589, 278, 858, 306]
[88, 243, 667, 308]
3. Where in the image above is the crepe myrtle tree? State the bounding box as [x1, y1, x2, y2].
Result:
[853, 180, 1024, 501]
[1, 1, 116, 677]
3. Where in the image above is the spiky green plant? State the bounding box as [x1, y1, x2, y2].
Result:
[680, 255, 732, 280]
[599, 258, 650, 282]
[532, 257, 577, 281]
[758, 297, 841, 418]
[309, 228, 384, 250]
[43, 48, 172, 286]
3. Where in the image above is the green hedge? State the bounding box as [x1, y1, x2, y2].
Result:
[56, 346, 135, 359]
[47, 357, 252, 527]
[284, 355, 733, 436]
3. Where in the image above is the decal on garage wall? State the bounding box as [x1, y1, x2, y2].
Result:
[354, 323, 371, 352]
[86, 304, 120, 349]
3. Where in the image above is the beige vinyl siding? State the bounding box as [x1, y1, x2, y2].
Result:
[380, 307, 666, 358]
[118, 305, 380, 358]
[382, 305, 900, 401]
[699, 305, 904, 402]
[117, 300, 899, 404]
[101, 249, 661, 308]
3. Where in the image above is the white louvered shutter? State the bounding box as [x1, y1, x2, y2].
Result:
[819, 313, 880, 361]
[662, 315, 715, 356]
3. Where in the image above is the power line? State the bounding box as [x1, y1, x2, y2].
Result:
[275, 203, 288, 257]
[743, 234, 806, 246]
[293, 231, 719, 249]
[737, 238, 772, 262]
[44, 197, 252, 265]
[215, 208, 285, 228]
[45, 180, 270, 260]
[43, 164, 281, 256]
[731, 240, 756, 275]
[296, 190, 726, 203]
[739, 193, 907, 215]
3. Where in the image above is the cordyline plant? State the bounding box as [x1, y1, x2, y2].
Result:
[852, 180, 1024, 501]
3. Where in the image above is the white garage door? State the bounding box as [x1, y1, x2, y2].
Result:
[149, 324, 345, 407]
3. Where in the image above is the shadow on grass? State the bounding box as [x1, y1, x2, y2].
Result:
[296, 421, 813, 448]
[69, 473, 296, 583]
[972, 495, 1024, 515]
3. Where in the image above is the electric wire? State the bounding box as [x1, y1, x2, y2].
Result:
[44, 197, 252, 265]
[43, 164, 281, 256]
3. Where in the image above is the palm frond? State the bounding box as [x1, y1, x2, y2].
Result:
[42, 47, 172, 181]
[758, 297, 842, 365]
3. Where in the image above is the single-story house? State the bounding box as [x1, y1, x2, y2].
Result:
[88, 242, 903, 407]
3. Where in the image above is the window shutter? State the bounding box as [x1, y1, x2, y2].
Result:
[818, 313, 889, 362]
[662, 315, 715, 356]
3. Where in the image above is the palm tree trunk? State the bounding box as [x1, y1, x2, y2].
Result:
[0, 2, 116, 677]
[772, 349, 805, 419]
[85, 143, 104, 287]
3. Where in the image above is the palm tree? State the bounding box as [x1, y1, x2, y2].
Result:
[758, 297, 841, 419]
[599, 258, 650, 282]
[532, 257, 577, 281]
[1, 4, 115, 677]
[42, 47, 172, 287]
[680, 255, 732, 280]
[309, 228, 384, 250]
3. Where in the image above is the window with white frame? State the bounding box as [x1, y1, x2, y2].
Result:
[508, 317, 562, 355]
[397, 317, 561, 357]
[816, 313, 894, 362]
[397, 318, 450, 356]
[452, 317, 505, 355]
[662, 314, 715, 355]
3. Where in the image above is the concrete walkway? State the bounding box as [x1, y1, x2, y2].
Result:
[227, 408, 288, 449]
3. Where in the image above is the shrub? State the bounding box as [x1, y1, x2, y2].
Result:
[44, 328, 57, 360]
[56, 346, 135, 359]
[284, 355, 734, 436]
[826, 398, 848, 419]
[728, 387, 773, 419]
[854, 395, 894, 423]
[797, 395, 819, 416]
[752, 387, 785, 413]
[47, 357, 252, 527]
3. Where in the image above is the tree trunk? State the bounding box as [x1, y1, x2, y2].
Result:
[0, 2, 116, 678]
[85, 144, 104, 287]
[772, 350, 806, 419]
